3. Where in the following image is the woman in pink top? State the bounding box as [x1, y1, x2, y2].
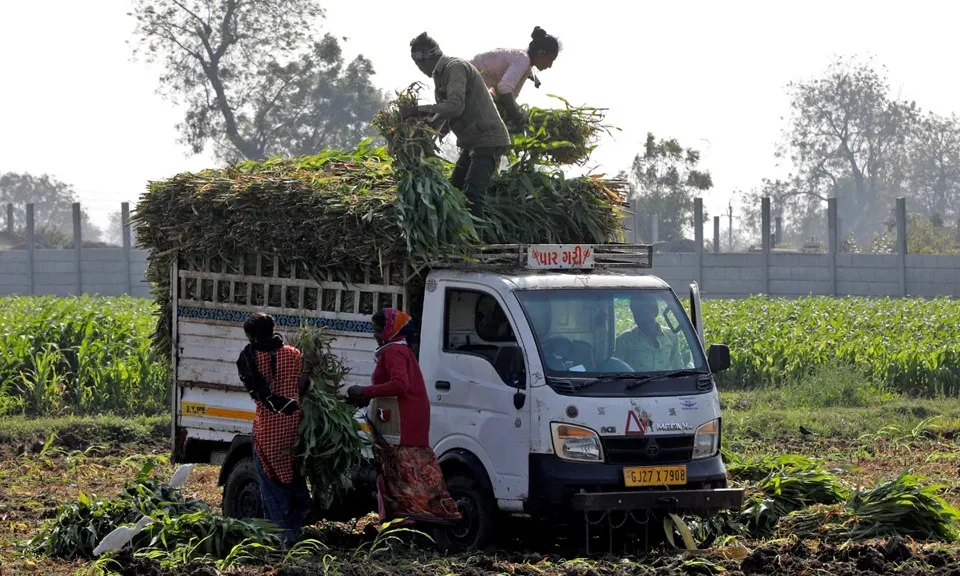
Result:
[471, 26, 561, 130]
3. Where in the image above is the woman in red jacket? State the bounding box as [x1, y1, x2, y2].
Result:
[347, 308, 461, 525]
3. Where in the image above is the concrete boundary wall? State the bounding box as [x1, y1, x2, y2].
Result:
[1, 199, 957, 300]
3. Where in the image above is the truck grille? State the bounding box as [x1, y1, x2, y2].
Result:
[601, 435, 694, 465]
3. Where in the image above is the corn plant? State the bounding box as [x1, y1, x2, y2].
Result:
[0, 295, 168, 417]
[703, 295, 960, 397]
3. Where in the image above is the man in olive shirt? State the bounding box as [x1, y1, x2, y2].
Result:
[402, 32, 511, 219]
[615, 295, 690, 372]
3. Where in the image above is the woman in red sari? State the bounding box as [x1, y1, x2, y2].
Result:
[347, 308, 461, 525]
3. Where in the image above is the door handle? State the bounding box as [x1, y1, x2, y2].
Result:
[435, 380, 451, 391]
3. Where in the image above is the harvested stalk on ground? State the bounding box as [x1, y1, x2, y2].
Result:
[842, 472, 960, 541]
[26, 464, 209, 559]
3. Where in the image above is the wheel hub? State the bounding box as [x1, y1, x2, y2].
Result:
[238, 481, 262, 519]
[450, 494, 479, 540]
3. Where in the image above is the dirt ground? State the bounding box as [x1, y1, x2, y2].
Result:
[2, 426, 958, 576]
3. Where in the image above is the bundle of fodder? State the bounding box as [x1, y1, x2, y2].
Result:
[373, 84, 627, 244]
[692, 451, 850, 543]
[517, 95, 615, 166]
[840, 472, 960, 541]
[133, 144, 403, 358]
[697, 452, 960, 545]
[776, 473, 960, 543]
[295, 326, 370, 510]
[135, 90, 627, 358]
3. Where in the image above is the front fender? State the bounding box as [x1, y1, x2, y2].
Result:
[436, 441, 495, 497]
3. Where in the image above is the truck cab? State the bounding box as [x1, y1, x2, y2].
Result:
[170, 243, 743, 551]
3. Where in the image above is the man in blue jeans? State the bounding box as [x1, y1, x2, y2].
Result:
[236, 312, 311, 546]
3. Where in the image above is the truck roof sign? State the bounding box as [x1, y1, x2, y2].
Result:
[527, 244, 595, 270]
[416, 243, 653, 275]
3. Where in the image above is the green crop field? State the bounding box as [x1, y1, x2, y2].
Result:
[703, 296, 960, 397]
[0, 296, 167, 417]
[2, 294, 959, 418]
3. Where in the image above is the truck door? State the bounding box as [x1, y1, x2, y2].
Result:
[421, 281, 531, 506]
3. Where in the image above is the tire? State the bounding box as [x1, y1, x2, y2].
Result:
[433, 474, 498, 553]
[222, 457, 263, 519]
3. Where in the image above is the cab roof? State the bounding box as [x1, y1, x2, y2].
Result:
[428, 268, 672, 291]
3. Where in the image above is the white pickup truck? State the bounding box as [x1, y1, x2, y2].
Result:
[169, 243, 744, 551]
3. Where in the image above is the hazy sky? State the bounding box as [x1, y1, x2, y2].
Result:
[2, 1, 959, 230]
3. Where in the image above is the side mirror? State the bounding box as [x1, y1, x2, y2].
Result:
[707, 344, 731, 373]
[513, 390, 526, 410]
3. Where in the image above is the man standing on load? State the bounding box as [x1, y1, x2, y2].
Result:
[236, 312, 311, 547]
[401, 32, 511, 219]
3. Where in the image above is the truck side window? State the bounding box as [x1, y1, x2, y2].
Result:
[444, 289, 524, 387]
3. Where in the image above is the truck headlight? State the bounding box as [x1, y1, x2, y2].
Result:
[550, 423, 604, 462]
[693, 419, 720, 460]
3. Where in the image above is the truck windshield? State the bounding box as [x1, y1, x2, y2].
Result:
[516, 288, 708, 394]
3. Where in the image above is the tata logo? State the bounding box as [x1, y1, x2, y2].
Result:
[654, 422, 693, 432]
[600, 426, 617, 435]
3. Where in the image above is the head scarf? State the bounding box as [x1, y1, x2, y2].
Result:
[375, 308, 413, 360]
[411, 34, 442, 61]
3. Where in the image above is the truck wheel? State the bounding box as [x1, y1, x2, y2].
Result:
[222, 457, 263, 519]
[433, 474, 497, 553]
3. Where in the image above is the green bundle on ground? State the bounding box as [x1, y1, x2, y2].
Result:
[27, 465, 209, 559]
[697, 452, 960, 545]
[841, 472, 960, 541]
[295, 326, 370, 510]
[136, 511, 281, 561]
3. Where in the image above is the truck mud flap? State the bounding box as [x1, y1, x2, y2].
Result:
[571, 488, 744, 513]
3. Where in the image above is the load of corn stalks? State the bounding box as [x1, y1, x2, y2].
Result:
[135, 87, 627, 359]
[294, 326, 370, 510]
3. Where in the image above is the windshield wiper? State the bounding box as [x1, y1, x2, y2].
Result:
[625, 369, 709, 390]
[574, 372, 643, 391]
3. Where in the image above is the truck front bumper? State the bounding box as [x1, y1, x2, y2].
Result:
[525, 453, 743, 517]
[571, 488, 744, 513]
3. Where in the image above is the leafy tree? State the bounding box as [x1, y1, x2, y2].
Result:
[0, 173, 101, 243]
[779, 56, 918, 244]
[739, 178, 827, 248]
[869, 211, 959, 255]
[624, 133, 713, 243]
[130, 0, 387, 161]
[905, 111, 960, 220]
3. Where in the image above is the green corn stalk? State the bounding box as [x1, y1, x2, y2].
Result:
[294, 326, 370, 510]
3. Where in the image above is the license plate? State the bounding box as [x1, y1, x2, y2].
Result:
[623, 465, 687, 487]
